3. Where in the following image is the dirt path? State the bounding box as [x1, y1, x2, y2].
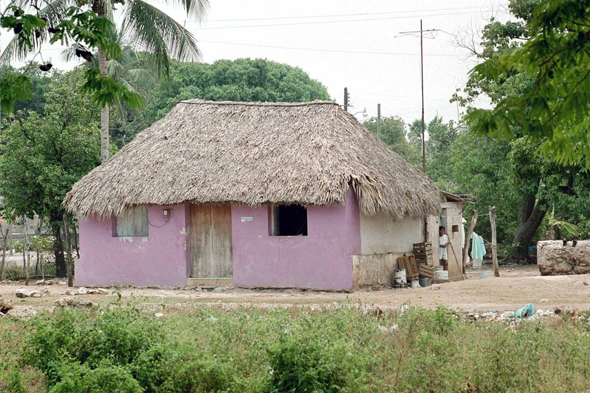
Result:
[2, 265, 589, 315]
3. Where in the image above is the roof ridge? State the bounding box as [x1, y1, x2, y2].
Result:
[176, 99, 339, 107]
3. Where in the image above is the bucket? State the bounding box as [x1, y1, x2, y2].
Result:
[411, 280, 420, 289]
[435, 270, 449, 280]
[394, 269, 406, 288]
[419, 277, 431, 287]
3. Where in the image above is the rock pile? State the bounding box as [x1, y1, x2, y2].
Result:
[0, 294, 13, 315]
[538, 240, 590, 275]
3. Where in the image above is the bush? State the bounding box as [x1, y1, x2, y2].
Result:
[50, 361, 142, 393]
[263, 318, 366, 393]
[23, 305, 163, 386]
[3, 265, 21, 281]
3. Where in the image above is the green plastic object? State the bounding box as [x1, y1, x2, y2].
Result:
[510, 303, 535, 318]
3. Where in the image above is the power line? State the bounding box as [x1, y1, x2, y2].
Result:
[203, 4, 506, 23]
[199, 40, 461, 57]
[186, 9, 502, 30]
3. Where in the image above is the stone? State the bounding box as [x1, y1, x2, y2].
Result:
[154, 312, 164, 318]
[36, 279, 53, 285]
[538, 240, 590, 276]
[15, 288, 28, 298]
[55, 297, 93, 308]
[87, 288, 108, 295]
[77, 287, 88, 295]
[584, 282, 589, 286]
[29, 291, 42, 298]
[0, 295, 13, 314]
[213, 287, 225, 293]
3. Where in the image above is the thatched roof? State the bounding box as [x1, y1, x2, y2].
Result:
[65, 100, 443, 219]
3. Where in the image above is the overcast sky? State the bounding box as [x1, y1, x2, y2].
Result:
[2, 0, 512, 124]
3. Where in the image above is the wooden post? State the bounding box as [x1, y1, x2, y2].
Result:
[24, 217, 30, 285]
[463, 210, 478, 273]
[489, 206, 500, 277]
[0, 225, 8, 280]
[63, 214, 74, 287]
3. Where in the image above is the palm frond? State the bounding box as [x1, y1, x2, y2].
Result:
[0, 0, 73, 63]
[121, 0, 201, 76]
[156, 0, 208, 21]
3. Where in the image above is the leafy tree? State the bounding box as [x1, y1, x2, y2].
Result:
[0, 71, 101, 276]
[0, 4, 138, 116]
[453, 0, 590, 262]
[114, 58, 331, 145]
[466, 0, 590, 167]
[364, 115, 421, 166]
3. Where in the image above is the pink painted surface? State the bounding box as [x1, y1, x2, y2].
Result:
[231, 188, 361, 290]
[76, 203, 190, 287]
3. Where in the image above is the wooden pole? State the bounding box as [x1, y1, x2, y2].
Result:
[0, 225, 7, 280]
[24, 217, 30, 285]
[463, 210, 478, 273]
[489, 206, 500, 277]
[63, 214, 74, 287]
[447, 240, 466, 280]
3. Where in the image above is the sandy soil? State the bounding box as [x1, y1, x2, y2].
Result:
[1, 265, 589, 316]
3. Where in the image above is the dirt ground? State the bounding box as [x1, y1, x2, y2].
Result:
[2, 264, 589, 316]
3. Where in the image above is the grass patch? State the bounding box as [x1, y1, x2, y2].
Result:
[1, 303, 590, 392]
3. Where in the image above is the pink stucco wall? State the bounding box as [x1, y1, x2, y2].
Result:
[75, 203, 189, 287]
[231, 189, 361, 290]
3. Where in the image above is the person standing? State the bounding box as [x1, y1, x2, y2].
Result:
[439, 226, 449, 271]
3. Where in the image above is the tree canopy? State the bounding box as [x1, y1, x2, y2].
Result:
[466, 0, 590, 167]
[112, 58, 331, 145]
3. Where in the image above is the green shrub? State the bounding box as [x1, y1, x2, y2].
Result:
[263, 320, 365, 393]
[23, 305, 163, 386]
[12, 240, 24, 253]
[3, 265, 21, 280]
[49, 361, 142, 393]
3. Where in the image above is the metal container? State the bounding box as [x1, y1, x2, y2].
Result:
[410, 280, 420, 289]
[419, 277, 431, 287]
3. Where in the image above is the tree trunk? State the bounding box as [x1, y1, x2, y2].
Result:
[98, 47, 110, 163]
[502, 194, 547, 265]
[8, 223, 13, 255]
[52, 223, 66, 277]
[63, 214, 74, 287]
[0, 225, 8, 280]
[72, 222, 80, 259]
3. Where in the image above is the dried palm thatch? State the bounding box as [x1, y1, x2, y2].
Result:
[65, 100, 442, 219]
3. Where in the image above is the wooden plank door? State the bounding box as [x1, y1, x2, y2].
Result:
[190, 204, 233, 278]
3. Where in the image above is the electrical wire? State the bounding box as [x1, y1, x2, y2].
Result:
[198, 40, 461, 57]
[185, 9, 501, 29]
[203, 4, 507, 23]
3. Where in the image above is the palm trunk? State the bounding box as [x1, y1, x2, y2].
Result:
[99, 47, 110, 163]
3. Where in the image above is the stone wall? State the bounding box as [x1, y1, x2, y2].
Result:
[538, 240, 590, 275]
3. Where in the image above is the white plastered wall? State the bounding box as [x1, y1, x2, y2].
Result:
[360, 212, 424, 255]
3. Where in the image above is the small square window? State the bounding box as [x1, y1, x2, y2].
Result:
[452, 225, 459, 233]
[270, 204, 308, 236]
[114, 206, 148, 237]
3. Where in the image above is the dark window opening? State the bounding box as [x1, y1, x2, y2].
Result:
[452, 225, 459, 233]
[271, 204, 308, 236]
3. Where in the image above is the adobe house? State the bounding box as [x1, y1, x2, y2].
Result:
[65, 100, 458, 290]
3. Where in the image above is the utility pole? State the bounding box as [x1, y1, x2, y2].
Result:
[377, 103, 381, 137]
[420, 19, 426, 173]
[397, 21, 441, 173]
[344, 87, 349, 112]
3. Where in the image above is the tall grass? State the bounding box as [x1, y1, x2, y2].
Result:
[1, 304, 589, 392]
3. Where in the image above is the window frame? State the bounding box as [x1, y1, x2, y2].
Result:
[113, 206, 149, 237]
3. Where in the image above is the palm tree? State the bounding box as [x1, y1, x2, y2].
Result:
[2, 0, 208, 162]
